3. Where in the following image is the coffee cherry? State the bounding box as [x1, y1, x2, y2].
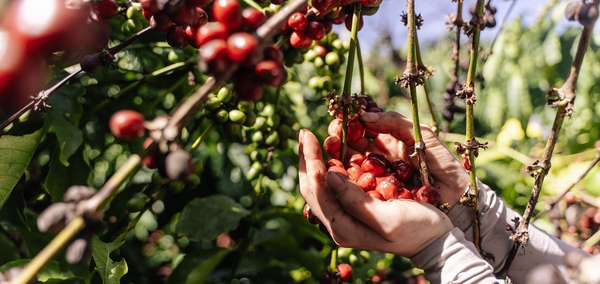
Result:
[344, 13, 364, 31]
[227, 32, 257, 62]
[263, 44, 284, 63]
[212, 0, 243, 31]
[196, 22, 229, 46]
[109, 110, 146, 139]
[367, 153, 390, 167]
[166, 25, 188, 47]
[415, 185, 441, 205]
[303, 204, 321, 224]
[398, 188, 413, 199]
[483, 14, 496, 28]
[65, 238, 90, 264]
[94, 0, 120, 19]
[323, 136, 342, 156]
[228, 109, 246, 124]
[234, 74, 263, 101]
[288, 12, 308, 31]
[366, 190, 384, 201]
[390, 160, 414, 182]
[565, 1, 584, 21]
[347, 163, 364, 182]
[376, 180, 399, 201]
[337, 263, 353, 282]
[290, 30, 312, 48]
[347, 119, 365, 142]
[357, 172, 377, 191]
[171, 5, 201, 27]
[327, 159, 344, 169]
[164, 149, 193, 181]
[305, 21, 326, 40]
[150, 12, 175, 32]
[577, 3, 599, 26]
[80, 55, 101, 73]
[255, 60, 286, 87]
[328, 166, 349, 177]
[242, 7, 266, 30]
[461, 155, 471, 171]
[361, 157, 386, 177]
[126, 193, 149, 213]
[348, 153, 366, 167]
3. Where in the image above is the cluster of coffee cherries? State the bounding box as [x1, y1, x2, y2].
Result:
[318, 262, 354, 283]
[468, 2, 497, 28]
[565, 0, 599, 26]
[108, 110, 195, 182]
[140, 0, 209, 45]
[559, 192, 600, 255]
[37, 185, 104, 264]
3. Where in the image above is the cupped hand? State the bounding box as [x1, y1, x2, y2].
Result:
[299, 129, 454, 258]
[324, 111, 469, 208]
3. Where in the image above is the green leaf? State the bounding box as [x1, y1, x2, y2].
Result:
[46, 84, 85, 166]
[0, 233, 20, 266]
[44, 146, 91, 202]
[0, 121, 47, 210]
[167, 248, 230, 284]
[91, 236, 128, 284]
[176, 195, 250, 241]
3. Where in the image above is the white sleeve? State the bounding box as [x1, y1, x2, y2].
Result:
[447, 180, 585, 283]
[410, 227, 498, 284]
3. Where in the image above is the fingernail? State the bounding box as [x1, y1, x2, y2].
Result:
[298, 129, 305, 143]
[361, 112, 378, 123]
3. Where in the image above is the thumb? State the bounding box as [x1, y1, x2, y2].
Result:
[360, 112, 416, 147]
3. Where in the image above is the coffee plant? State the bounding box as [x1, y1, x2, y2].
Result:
[0, 0, 600, 283]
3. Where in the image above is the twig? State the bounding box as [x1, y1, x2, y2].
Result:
[356, 38, 365, 95]
[533, 151, 600, 222]
[0, 70, 83, 137]
[499, 3, 599, 276]
[442, 0, 464, 133]
[413, 24, 438, 135]
[12, 2, 308, 283]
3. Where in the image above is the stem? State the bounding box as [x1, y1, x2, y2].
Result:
[413, 30, 438, 135]
[189, 123, 215, 154]
[107, 26, 153, 55]
[500, 4, 598, 276]
[0, 69, 83, 136]
[339, 3, 362, 163]
[113, 207, 148, 243]
[329, 247, 338, 284]
[442, 0, 463, 133]
[12, 217, 85, 284]
[404, 0, 432, 187]
[356, 38, 365, 94]
[533, 152, 600, 222]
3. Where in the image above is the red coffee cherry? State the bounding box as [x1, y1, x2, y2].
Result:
[242, 7, 266, 30]
[142, 138, 158, 169]
[366, 190, 384, 201]
[171, 5, 201, 27]
[367, 152, 390, 167]
[109, 110, 146, 139]
[150, 12, 175, 32]
[255, 60, 286, 87]
[94, 0, 120, 19]
[398, 188, 413, 199]
[347, 163, 364, 182]
[390, 160, 414, 182]
[328, 166, 349, 177]
[166, 25, 188, 47]
[199, 39, 229, 75]
[289, 30, 312, 48]
[311, 0, 335, 12]
[323, 136, 342, 157]
[185, 26, 200, 48]
[313, 44, 328, 57]
[196, 22, 229, 46]
[263, 44, 284, 63]
[344, 13, 364, 31]
[303, 204, 321, 224]
[80, 55, 101, 73]
[226, 32, 257, 62]
[212, 0, 243, 31]
[326, 159, 344, 169]
[337, 263, 354, 282]
[361, 157, 386, 177]
[347, 153, 366, 167]
[305, 21, 325, 40]
[376, 180, 399, 201]
[288, 12, 308, 31]
[347, 118, 365, 141]
[233, 73, 263, 101]
[357, 172, 377, 191]
[415, 185, 441, 206]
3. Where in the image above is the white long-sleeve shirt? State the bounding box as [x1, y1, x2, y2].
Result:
[411, 180, 582, 283]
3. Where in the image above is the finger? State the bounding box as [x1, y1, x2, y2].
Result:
[360, 112, 416, 147]
[325, 171, 397, 239]
[298, 129, 326, 203]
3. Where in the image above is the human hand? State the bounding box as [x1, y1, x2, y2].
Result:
[298, 128, 454, 258]
[324, 111, 469, 208]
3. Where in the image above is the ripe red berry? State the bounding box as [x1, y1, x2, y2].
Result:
[166, 25, 188, 47]
[199, 39, 229, 65]
[328, 166, 349, 177]
[357, 172, 377, 191]
[321, 19, 333, 34]
[303, 204, 321, 224]
[398, 188, 413, 199]
[361, 157, 386, 177]
[212, 0, 243, 31]
[347, 163, 364, 182]
[242, 7, 266, 30]
[313, 44, 328, 57]
[323, 136, 342, 157]
[150, 12, 175, 32]
[390, 160, 414, 182]
[366, 190, 384, 201]
[171, 5, 201, 27]
[263, 44, 284, 63]
[367, 153, 390, 167]
[344, 14, 364, 31]
[142, 138, 158, 169]
[195, 22, 229, 46]
[94, 0, 120, 19]
[226, 32, 257, 62]
[305, 21, 326, 40]
[347, 118, 365, 141]
[327, 159, 344, 169]
[289, 30, 312, 48]
[311, 0, 334, 12]
[234, 74, 263, 101]
[255, 60, 286, 87]
[337, 263, 353, 282]
[376, 180, 399, 201]
[185, 26, 199, 48]
[109, 110, 146, 139]
[348, 153, 366, 166]
[415, 185, 441, 205]
[288, 12, 309, 31]
[461, 155, 471, 171]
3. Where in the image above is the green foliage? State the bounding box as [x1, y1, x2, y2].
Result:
[91, 236, 128, 284]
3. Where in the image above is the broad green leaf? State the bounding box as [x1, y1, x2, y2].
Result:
[44, 146, 91, 202]
[0, 259, 83, 283]
[0, 121, 47, 210]
[177, 195, 250, 241]
[91, 236, 128, 284]
[46, 84, 85, 166]
[0, 233, 20, 266]
[167, 248, 230, 284]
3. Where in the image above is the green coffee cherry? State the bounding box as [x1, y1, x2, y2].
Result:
[246, 161, 263, 180]
[313, 57, 325, 68]
[217, 87, 233, 103]
[325, 52, 340, 68]
[251, 131, 264, 143]
[261, 104, 276, 117]
[229, 110, 246, 124]
[265, 131, 280, 146]
[243, 111, 257, 127]
[238, 101, 255, 112]
[250, 150, 265, 162]
[267, 114, 280, 128]
[252, 116, 268, 131]
[204, 96, 223, 111]
[215, 109, 229, 123]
